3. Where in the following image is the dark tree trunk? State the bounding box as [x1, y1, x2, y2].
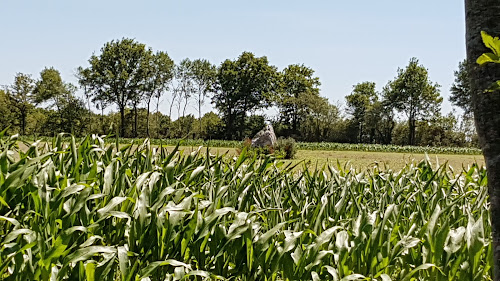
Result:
[408, 118, 416, 146]
[358, 121, 363, 143]
[120, 108, 125, 137]
[199, 97, 202, 139]
[146, 100, 151, 137]
[101, 105, 105, 135]
[465, 0, 500, 279]
[134, 105, 138, 138]
[21, 111, 26, 135]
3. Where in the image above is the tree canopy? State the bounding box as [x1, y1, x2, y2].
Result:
[77, 38, 153, 137]
[384, 58, 442, 145]
[212, 51, 279, 139]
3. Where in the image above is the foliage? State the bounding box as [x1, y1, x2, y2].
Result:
[190, 59, 217, 136]
[0, 38, 479, 148]
[276, 137, 297, 159]
[345, 82, 379, 143]
[450, 60, 472, 114]
[143, 51, 175, 137]
[384, 58, 443, 145]
[11, 135, 483, 155]
[197, 112, 223, 140]
[477, 31, 500, 91]
[276, 64, 321, 137]
[0, 90, 15, 131]
[77, 38, 154, 137]
[4, 73, 36, 135]
[0, 134, 491, 280]
[244, 115, 266, 139]
[212, 51, 279, 139]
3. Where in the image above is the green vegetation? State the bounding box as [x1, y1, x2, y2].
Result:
[477, 31, 500, 91]
[0, 134, 491, 280]
[0, 38, 479, 148]
[14, 135, 483, 155]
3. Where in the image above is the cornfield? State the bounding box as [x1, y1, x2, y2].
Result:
[0, 133, 491, 280]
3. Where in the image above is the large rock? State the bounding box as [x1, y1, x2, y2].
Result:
[251, 124, 277, 148]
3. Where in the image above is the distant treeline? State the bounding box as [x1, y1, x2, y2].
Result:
[0, 38, 475, 147]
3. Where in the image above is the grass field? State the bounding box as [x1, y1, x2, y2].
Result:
[18, 135, 483, 155]
[162, 146, 486, 172]
[17, 139, 485, 172]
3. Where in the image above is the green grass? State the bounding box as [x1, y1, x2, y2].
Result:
[17, 135, 482, 155]
[157, 146, 485, 172]
[0, 134, 492, 280]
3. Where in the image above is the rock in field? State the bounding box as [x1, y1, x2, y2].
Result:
[251, 124, 277, 147]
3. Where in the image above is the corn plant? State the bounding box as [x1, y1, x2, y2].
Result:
[0, 132, 491, 280]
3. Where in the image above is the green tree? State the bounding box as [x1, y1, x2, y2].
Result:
[34, 67, 85, 133]
[345, 82, 378, 143]
[196, 111, 223, 139]
[143, 51, 174, 137]
[34, 67, 67, 108]
[465, 1, 500, 277]
[301, 95, 337, 141]
[416, 112, 466, 147]
[0, 90, 15, 132]
[450, 60, 472, 114]
[191, 59, 217, 136]
[174, 59, 195, 119]
[5, 73, 36, 135]
[384, 58, 442, 145]
[277, 64, 321, 137]
[77, 38, 153, 137]
[365, 99, 395, 144]
[213, 52, 279, 139]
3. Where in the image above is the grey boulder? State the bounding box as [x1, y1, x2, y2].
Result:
[251, 124, 277, 147]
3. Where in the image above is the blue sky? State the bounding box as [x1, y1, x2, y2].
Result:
[0, 0, 466, 117]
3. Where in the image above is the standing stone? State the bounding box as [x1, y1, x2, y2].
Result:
[251, 124, 277, 147]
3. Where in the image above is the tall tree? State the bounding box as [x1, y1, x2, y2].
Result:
[0, 90, 14, 131]
[277, 64, 321, 137]
[213, 52, 279, 139]
[143, 51, 174, 137]
[77, 38, 152, 137]
[175, 59, 195, 119]
[34, 67, 80, 125]
[191, 59, 216, 136]
[384, 58, 442, 145]
[465, 1, 500, 278]
[345, 82, 378, 143]
[34, 67, 67, 108]
[5, 73, 36, 135]
[450, 60, 472, 114]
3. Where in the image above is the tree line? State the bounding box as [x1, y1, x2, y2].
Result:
[0, 38, 475, 147]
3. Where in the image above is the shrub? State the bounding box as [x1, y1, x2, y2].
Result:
[237, 138, 276, 158]
[276, 137, 297, 159]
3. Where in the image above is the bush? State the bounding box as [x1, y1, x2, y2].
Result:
[276, 137, 297, 159]
[237, 138, 276, 158]
[237, 137, 297, 159]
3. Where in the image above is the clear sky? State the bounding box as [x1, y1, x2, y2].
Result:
[0, 0, 466, 117]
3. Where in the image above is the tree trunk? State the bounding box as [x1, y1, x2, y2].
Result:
[21, 110, 26, 135]
[408, 118, 416, 145]
[134, 105, 138, 138]
[157, 94, 161, 138]
[359, 121, 363, 143]
[198, 99, 202, 139]
[101, 105, 105, 135]
[120, 107, 125, 137]
[465, 1, 500, 279]
[146, 99, 151, 138]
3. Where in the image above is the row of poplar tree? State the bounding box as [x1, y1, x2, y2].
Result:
[0, 38, 475, 146]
